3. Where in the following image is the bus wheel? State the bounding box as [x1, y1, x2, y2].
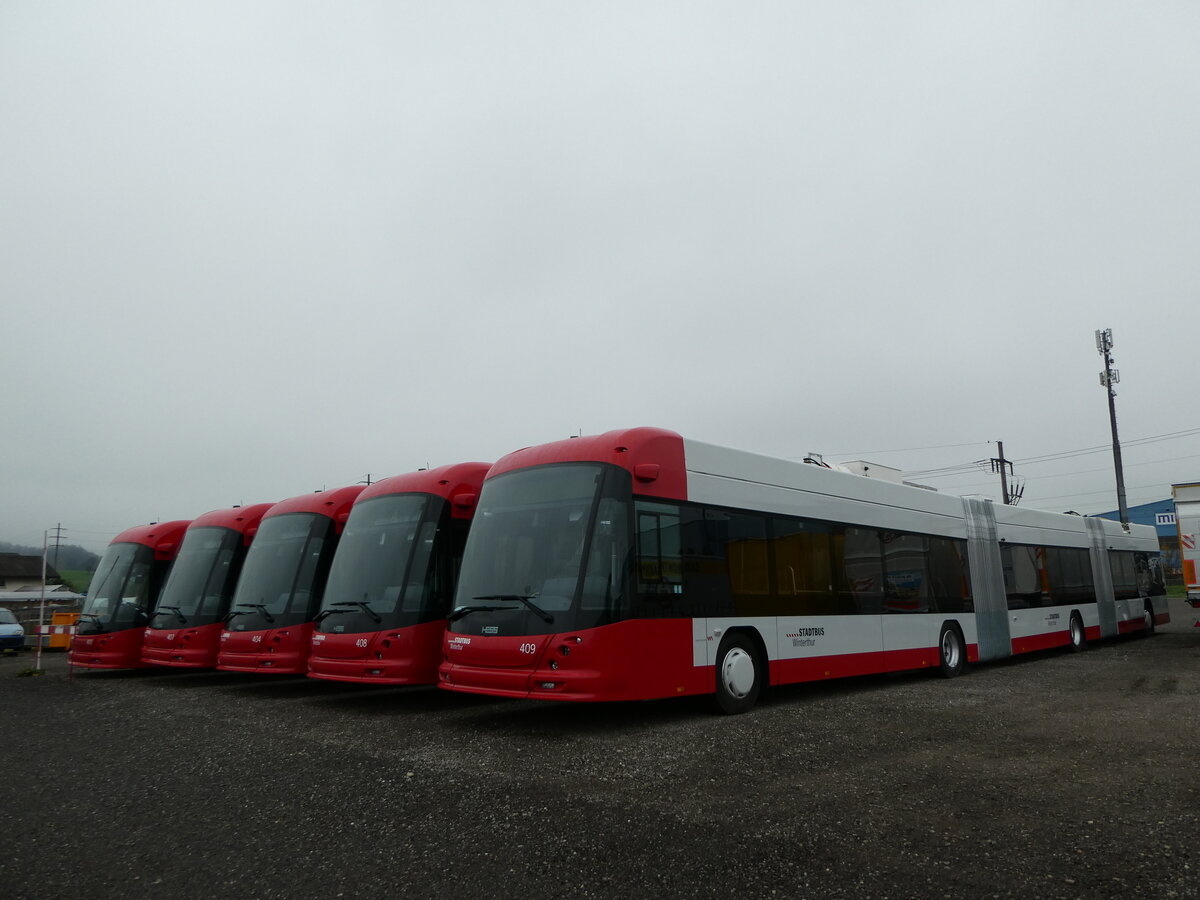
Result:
[1068, 613, 1086, 652]
[937, 625, 964, 678]
[1144, 601, 1156, 635]
[715, 634, 761, 714]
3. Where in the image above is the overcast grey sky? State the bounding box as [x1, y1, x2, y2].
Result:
[3, 2, 1197, 554]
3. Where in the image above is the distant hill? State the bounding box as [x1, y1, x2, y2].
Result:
[0, 542, 100, 572]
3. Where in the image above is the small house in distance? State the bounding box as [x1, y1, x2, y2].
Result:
[0, 552, 61, 591]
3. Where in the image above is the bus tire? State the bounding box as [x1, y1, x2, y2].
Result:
[1144, 600, 1156, 635]
[1068, 612, 1086, 652]
[714, 633, 761, 715]
[937, 624, 965, 678]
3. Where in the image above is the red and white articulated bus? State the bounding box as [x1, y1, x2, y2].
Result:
[439, 427, 1168, 713]
[141, 503, 275, 668]
[69, 520, 192, 670]
[217, 486, 364, 675]
[307, 462, 490, 685]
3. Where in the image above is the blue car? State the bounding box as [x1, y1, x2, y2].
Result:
[0, 608, 25, 650]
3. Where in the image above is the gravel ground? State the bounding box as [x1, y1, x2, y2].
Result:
[1, 600, 1198, 900]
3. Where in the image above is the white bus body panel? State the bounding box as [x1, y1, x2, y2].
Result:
[675, 437, 1161, 668]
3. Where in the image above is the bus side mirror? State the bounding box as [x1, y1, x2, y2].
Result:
[453, 492, 477, 508]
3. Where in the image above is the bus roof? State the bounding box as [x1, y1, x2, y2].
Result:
[263, 485, 366, 530]
[486, 426, 1159, 551]
[110, 520, 192, 559]
[356, 462, 491, 519]
[487, 427, 686, 501]
[187, 503, 276, 544]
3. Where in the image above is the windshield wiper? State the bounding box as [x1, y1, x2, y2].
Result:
[447, 603, 515, 623]
[155, 605, 187, 624]
[472, 594, 554, 624]
[234, 602, 275, 624]
[332, 600, 382, 624]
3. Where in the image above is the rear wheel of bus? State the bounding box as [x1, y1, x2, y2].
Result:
[1068, 612, 1086, 652]
[937, 623, 965, 678]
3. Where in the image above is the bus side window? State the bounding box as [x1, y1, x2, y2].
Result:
[683, 508, 770, 617]
[1135, 552, 1165, 597]
[771, 517, 840, 616]
[720, 511, 770, 615]
[835, 527, 884, 615]
[1108, 550, 1138, 601]
[633, 501, 687, 618]
[1046, 547, 1096, 606]
[881, 532, 931, 614]
[1004, 544, 1045, 609]
[927, 537, 972, 613]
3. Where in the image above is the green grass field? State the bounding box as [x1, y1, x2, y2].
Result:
[57, 570, 92, 593]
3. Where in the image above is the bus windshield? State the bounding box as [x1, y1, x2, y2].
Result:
[316, 493, 448, 634]
[78, 542, 156, 634]
[150, 527, 243, 629]
[449, 463, 631, 637]
[226, 513, 335, 631]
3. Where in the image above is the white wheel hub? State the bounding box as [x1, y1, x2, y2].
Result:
[721, 647, 755, 699]
[941, 631, 960, 667]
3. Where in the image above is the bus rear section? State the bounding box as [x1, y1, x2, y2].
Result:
[217, 485, 364, 675]
[69, 520, 192, 669]
[440, 427, 1168, 713]
[141, 503, 273, 668]
[307, 462, 489, 685]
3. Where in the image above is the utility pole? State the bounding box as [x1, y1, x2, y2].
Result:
[990, 441, 1014, 504]
[35, 529, 48, 672]
[1096, 328, 1129, 527]
[48, 523, 65, 571]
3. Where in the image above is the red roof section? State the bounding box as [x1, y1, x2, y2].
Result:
[487, 427, 687, 501]
[110, 520, 193, 560]
[187, 502, 276, 546]
[262, 485, 367, 532]
[356, 462, 491, 520]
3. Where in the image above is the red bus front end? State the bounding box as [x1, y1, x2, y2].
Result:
[141, 504, 274, 668]
[439, 428, 696, 702]
[441, 618, 708, 702]
[308, 463, 489, 685]
[69, 521, 191, 669]
[218, 621, 318, 674]
[216, 486, 363, 675]
[309, 620, 447, 684]
[141, 622, 225, 668]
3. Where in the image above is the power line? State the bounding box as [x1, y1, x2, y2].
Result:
[931, 451, 1200, 490]
[907, 425, 1200, 478]
[1033, 480, 1175, 504]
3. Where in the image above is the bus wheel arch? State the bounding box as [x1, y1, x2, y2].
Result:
[714, 629, 766, 715]
[937, 622, 965, 678]
[1068, 611, 1087, 652]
